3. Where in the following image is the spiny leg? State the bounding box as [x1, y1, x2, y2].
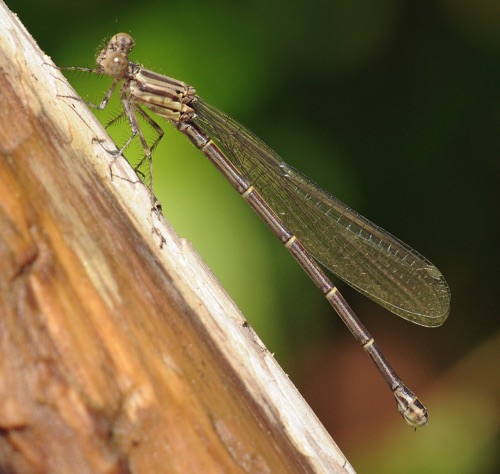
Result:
[133, 106, 165, 194]
[116, 90, 164, 210]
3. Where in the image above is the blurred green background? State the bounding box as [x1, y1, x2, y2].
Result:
[8, 0, 499, 471]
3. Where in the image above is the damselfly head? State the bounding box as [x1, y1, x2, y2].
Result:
[96, 33, 134, 79]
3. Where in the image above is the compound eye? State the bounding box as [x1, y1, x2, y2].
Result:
[111, 33, 135, 54]
[100, 51, 129, 78]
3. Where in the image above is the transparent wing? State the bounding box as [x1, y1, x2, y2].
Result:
[192, 98, 450, 326]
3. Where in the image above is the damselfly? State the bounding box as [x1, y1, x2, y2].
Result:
[65, 33, 451, 427]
